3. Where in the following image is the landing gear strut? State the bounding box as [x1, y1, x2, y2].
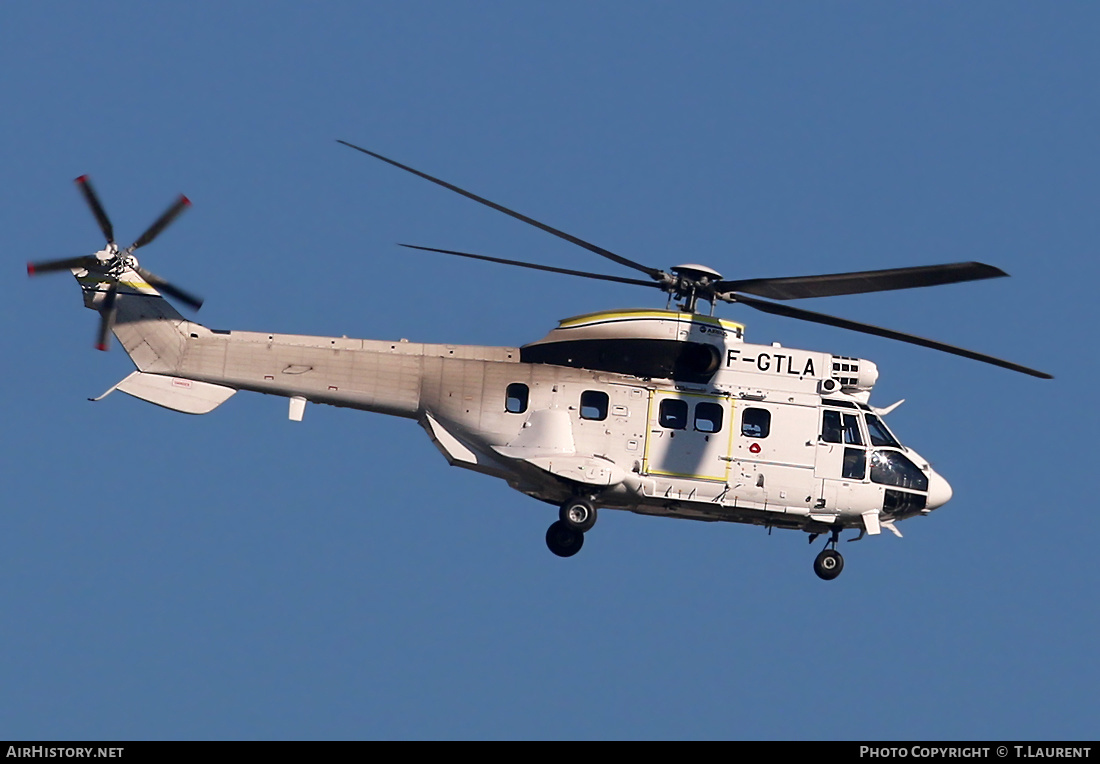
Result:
[546, 498, 598, 558]
[812, 527, 845, 581]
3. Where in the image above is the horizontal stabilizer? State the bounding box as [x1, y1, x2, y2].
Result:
[110, 371, 236, 414]
[421, 413, 510, 479]
[424, 412, 483, 466]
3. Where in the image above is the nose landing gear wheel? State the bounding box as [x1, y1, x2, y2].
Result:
[559, 499, 597, 533]
[546, 520, 585, 558]
[813, 548, 844, 580]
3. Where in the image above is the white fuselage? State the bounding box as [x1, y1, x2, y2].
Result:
[100, 288, 949, 538]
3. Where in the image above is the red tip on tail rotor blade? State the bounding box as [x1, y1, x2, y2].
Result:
[74, 174, 115, 245]
[130, 194, 191, 251]
[95, 343, 109, 352]
[27, 255, 97, 276]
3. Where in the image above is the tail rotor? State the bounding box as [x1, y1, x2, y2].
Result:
[28, 175, 204, 351]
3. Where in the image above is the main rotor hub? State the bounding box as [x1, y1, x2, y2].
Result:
[669, 263, 724, 313]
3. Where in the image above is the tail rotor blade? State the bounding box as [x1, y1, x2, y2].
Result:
[129, 195, 191, 252]
[75, 175, 115, 245]
[95, 284, 118, 351]
[27, 255, 97, 276]
[134, 265, 203, 310]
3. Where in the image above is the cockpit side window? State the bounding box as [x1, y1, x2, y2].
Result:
[843, 448, 866, 480]
[842, 413, 863, 446]
[659, 398, 688, 429]
[865, 414, 901, 448]
[822, 409, 862, 445]
[821, 410, 842, 443]
[505, 383, 529, 414]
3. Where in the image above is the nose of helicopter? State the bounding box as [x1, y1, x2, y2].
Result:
[926, 469, 953, 509]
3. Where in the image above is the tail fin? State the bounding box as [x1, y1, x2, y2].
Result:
[77, 263, 193, 374]
[76, 263, 238, 414]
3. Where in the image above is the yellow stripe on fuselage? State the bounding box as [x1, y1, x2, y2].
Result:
[77, 276, 155, 291]
[558, 308, 743, 332]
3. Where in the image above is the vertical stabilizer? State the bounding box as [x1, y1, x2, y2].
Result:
[76, 263, 193, 374]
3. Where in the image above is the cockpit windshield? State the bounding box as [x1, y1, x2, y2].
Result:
[864, 413, 901, 448]
[870, 450, 928, 491]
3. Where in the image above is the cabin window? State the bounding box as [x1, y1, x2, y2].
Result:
[870, 450, 929, 491]
[658, 399, 688, 430]
[822, 410, 842, 443]
[842, 447, 866, 480]
[694, 402, 723, 434]
[505, 383, 529, 414]
[865, 414, 901, 448]
[580, 390, 609, 421]
[741, 407, 771, 438]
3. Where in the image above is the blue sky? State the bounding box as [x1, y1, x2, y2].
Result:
[2, 2, 1097, 740]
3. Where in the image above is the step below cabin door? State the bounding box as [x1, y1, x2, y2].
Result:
[642, 391, 732, 482]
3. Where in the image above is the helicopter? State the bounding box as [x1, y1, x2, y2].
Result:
[28, 143, 1052, 580]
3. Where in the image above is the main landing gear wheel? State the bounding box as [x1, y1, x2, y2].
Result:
[546, 520, 585, 558]
[813, 548, 844, 580]
[559, 498, 597, 533]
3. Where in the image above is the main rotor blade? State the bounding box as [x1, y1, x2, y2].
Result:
[717, 262, 1008, 301]
[134, 265, 204, 310]
[399, 244, 664, 289]
[95, 284, 118, 352]
[75, 175, 114, 245]
[27, 255, 97, 276]
[727, 292, 1052, 379]
[337, 140, 666, 281]
[129, 195, 191, 252]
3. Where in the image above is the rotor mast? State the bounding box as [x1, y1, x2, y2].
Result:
[669, 264, 724, 314]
